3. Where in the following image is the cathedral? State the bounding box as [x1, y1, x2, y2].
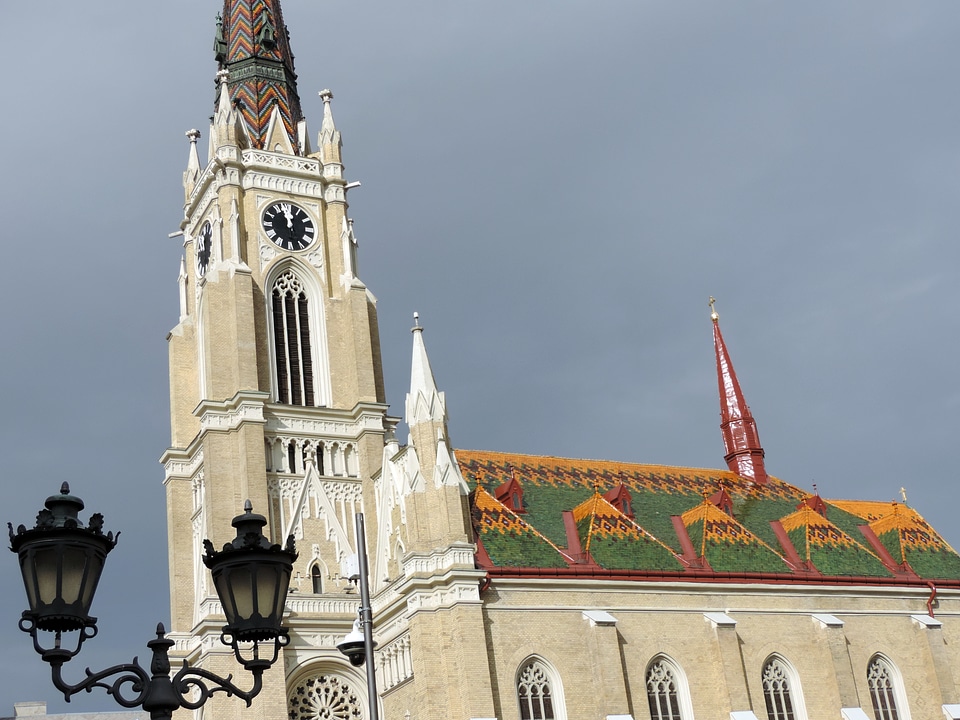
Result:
[162, 3, 960, 720]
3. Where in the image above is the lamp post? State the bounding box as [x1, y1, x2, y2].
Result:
[336, 513, 379, 720]
[8, 483, 296, 720]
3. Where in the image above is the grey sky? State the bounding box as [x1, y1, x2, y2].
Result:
[1, 1, 958, 711]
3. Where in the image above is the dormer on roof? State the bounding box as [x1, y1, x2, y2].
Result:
[603, 482, 634, 518]
[708, 480, 734, 516]
[776, 505, 890, 577]
[571, 492, 684, 572]
[679, 497, 788, 574]
[797, 486, 828, 517]
[494, 470, 525, 513]
[470, 485, 572, 569]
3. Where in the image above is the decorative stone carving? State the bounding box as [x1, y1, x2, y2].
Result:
[378, 633, 413, 692]
[288, 673, 365, 720]
[243, 150, 321, 175]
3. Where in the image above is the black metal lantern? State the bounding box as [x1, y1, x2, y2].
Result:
[9, 489, 294, 719]
[8, 483, 117, 643]
[203, 500, 297, 647]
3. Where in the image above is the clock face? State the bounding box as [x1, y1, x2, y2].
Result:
[196, 221, 212, 277]
[262, 202, 316, 251]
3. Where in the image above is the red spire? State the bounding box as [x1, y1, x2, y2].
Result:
[710, 298, 768, 485]
[215, 0, 303, 151]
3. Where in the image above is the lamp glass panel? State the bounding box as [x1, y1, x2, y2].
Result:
[60, 546, 89, 604]
[32, 548, 59, 605]
[272, 566, 291, 620]
[80, 553, 104, 608]
[19, 555, 39, 610]
[255, 566, 279, 621]
[224, 566, 254, 622]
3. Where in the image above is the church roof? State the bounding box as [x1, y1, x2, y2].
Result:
[458, 450, 960, 584]
[778, 505, 891, 577]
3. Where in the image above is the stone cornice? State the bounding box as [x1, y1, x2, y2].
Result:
[194, 390, 270, 433]
[160, 444, 204, 481]
[265, 401, 388, 439]
[400, 571, 487, 615]
[400, 543, 477, 578]
[484, 575, 960, 603]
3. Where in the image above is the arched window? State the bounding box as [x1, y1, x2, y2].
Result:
[311, 564, 323, 594]
[868, 655, 909, 720]
[646, 656, 692, 720]
[762, 656, 806, 720]
[288, 671, 365, 720]
[517, 658, 564, 720]
[272, 270, 315, 406]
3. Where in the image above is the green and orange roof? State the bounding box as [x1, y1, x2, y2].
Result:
[460, 450, 960, 584]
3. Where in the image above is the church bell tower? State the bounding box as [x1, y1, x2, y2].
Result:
[162, 3, 390, 718]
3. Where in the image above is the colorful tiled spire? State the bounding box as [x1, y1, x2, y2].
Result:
[215, 0, 304, 151]
[710, 298, 768, 485]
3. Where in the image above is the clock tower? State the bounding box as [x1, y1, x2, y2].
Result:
[162, 2, 390, 718]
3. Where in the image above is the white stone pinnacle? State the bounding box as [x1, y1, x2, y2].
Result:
[406, 315, 446, 426]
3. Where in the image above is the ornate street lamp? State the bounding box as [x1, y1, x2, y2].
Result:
[9, 484, 296, 720]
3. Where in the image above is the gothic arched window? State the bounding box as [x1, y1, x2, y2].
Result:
[272, 270, 315, 406]
[517, 658, 564, 720]
[646, 656, 691, 720]
[311, 564, 323, 594]
[762, 656, 807, 720]
[868, 655, 907, 720]
[288, 671, 364, 720]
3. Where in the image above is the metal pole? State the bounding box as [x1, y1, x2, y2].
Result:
[355, 513, 380, 720]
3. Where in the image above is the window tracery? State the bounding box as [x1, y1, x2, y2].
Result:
[762, 656, 804, 720]
[646, 657, 686, 720]
[288, 673, 364, 720]
[517, 658, 562, 720]
[272, 270, 315, 406]
[868, 655, 906, 720]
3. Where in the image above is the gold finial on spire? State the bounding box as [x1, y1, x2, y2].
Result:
[709, 296, 719, 322]
[900, 486, 908, 504]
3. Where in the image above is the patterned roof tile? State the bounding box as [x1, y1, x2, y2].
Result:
[457, 450, 960, 582]
[470, 485, 569, 569]
[571, 493, 685, 571]
[681, 500, 791, 574]
[780, 506, 891, 577]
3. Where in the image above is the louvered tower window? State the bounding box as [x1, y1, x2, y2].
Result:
[646, 658, 685, 720]
[517, 659, 559, 720]
[868, 656, 903, 720]
[272, 271, 314, 405]
[762, 657, 801, 720]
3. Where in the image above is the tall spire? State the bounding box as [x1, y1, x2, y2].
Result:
[215, 0, 303, 151]
[710, 298, 768, 485]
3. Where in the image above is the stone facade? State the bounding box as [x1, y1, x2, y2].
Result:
[162, 4, 960, 720]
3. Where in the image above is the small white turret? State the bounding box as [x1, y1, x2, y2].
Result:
[183, 129, 201, 200]
[318, 89, 342, 165]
